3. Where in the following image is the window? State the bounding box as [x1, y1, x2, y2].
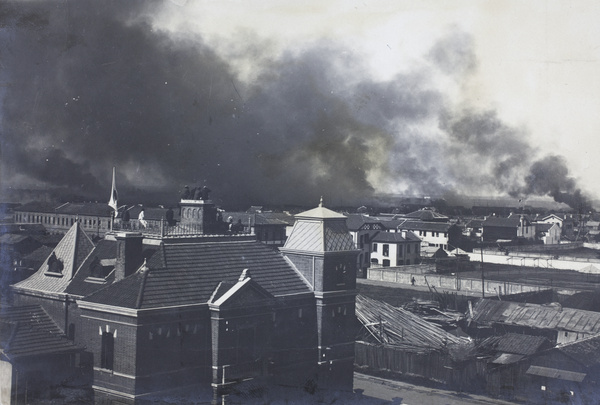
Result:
[407, 244, 411, 254]
[373, 243, 378, 252]
[382, 259, 390, 267]
[101, 331, 114, 370]
[383, 244, 389, 256]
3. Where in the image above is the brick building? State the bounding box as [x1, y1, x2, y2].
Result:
[6, 196, 359, 404]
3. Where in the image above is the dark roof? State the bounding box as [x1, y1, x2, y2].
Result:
[536, 223, 556, 232]
[403, 209, 449, 222]
[0, 305, 82, 360]
[55, 202, 114, 217]
[82, 239, 311, 309]
[557, 334, 600, 368]
[14, 202, 59, 213]
[471, 299, 600, 335]
[482, 217, 522, 228]
[22, 245, 55, 264]
[478, 333, 550, 356]
[397, 220, 451, 232]
[345, 214, 384, 231]
[371, 232, 420, 243]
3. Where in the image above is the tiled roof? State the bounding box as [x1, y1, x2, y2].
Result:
[0, 305, 82, 360]
[397, 220, 451, 232]
[13, 223, 95, 294]
[345, 214, 382, 231]
[14, 202, 60, 213]
[55, 202, 114, 217]
[471, 299, 600, 335]
[82, 240, 311, 309]
[371, 232, 420, 243]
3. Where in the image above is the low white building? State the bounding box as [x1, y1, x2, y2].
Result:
[370, 231, 421, 267]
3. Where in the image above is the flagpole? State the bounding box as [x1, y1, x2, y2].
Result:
[108, 167, 118, 231]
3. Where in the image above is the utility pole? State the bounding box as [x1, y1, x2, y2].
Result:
[480, 246, 485, 298]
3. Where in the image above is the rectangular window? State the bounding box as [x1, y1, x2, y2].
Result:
[101, 332, 114, 370]
[383, 244, 389, 256]
[407, 244, 411, 254]
[382, 259, 390, 267]
[373, 243, 378, 252]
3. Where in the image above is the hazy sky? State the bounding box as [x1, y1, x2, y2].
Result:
[1, 0, 599, 208]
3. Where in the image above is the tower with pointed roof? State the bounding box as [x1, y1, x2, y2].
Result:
[280, 198, 360, 391]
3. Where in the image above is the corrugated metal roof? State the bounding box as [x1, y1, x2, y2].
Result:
[472, 299, 600, 336]
[526, 366, 586, 382]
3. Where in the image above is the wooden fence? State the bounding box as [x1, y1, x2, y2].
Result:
[354, 341, 483, 389]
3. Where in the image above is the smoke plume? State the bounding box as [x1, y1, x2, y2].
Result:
[0, 1, 593, 210]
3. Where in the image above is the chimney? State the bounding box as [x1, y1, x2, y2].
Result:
[115, 232, 143, 281]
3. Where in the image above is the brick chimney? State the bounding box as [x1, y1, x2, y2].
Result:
[115, 232, 143, 281]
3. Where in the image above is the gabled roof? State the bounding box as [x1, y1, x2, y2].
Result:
[397, 220, 451, 232]
[403, 209, 449, 222]
[471, 299, 600, 335]
[345, 214, 384, 231]
[0, 305, 82, 360]
[371, 231, 420, 243]
[209, 270, 274, 308]
[482, 217, 523, 228]
[81, 240, 311, 310]
[13, 223, 95, 294]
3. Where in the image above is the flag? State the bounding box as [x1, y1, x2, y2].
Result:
[108, 167, 118, 213]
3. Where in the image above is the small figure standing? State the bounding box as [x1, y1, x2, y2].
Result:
[200, 186, 211, 200]
[122, 209, 131, 229]
[166, 207, 175, 226]
[138, 208, 148, 228]
[411, 277, 416, 286]
[181, 185, 191, 199]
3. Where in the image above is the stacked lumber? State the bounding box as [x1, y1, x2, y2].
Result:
[356, 294, 469, 351]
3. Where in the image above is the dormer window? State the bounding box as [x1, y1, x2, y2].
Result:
[45, 252, 64, 277]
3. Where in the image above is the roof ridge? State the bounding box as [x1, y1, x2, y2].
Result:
[135, 268, 150, 309]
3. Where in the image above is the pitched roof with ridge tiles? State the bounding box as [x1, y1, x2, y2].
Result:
[0, 305, 82, 360]
[81, 239, 312, 310]
[13, 223, 95, 294]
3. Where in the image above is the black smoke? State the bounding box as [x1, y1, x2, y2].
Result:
[0, 1, 593, 210]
